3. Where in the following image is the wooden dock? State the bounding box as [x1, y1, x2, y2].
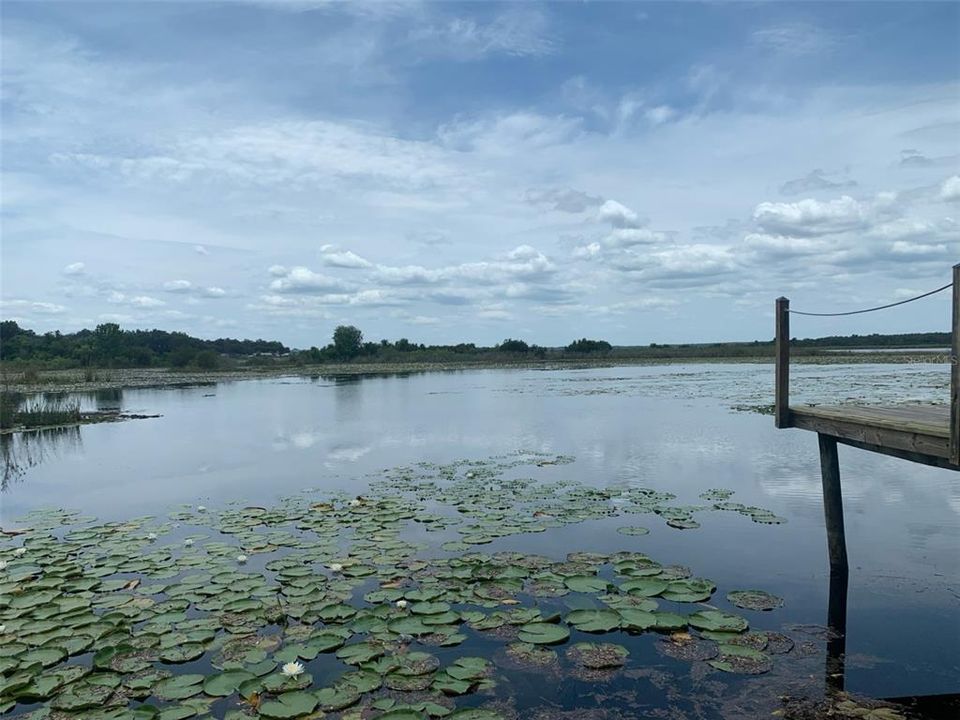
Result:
[775, 262, 959, 476]
[775, 264, 958, 707]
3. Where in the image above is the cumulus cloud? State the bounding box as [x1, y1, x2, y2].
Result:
[202, 286, 226, 298]
[598, 200, 642, 229]
[194, 244, 209, 255]
[940, 175, 960, 201]
[753, 195, 868, 236]
[320, 245, 372, 269]
[63, 261, 86, 275]
[163, 280, 194, 292]
[269, 266, 348, 294]
[0, 299, 67, 315]
[130, 295, 165, 308]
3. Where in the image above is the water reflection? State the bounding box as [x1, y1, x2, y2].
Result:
[1, 426, 82, 490]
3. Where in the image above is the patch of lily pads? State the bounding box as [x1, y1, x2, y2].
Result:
[0, 452, 795, 719]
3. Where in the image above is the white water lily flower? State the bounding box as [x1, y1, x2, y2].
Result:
[13, 548, 26, 557]
[281, 661, 305, 677]
[348, 499, 361, 507]
[196, 505, 207, 512]
[328, 563, 343, 572]
[0, 560, 7, 571]
[183, 539, 194, 547]
[0, 624, 5, 634]
[236, 554, 248, 564]
[395, 600, 408, 609]
[146, 533, 158, 541]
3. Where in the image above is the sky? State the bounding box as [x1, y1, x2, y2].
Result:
[1, 0, 959, 349]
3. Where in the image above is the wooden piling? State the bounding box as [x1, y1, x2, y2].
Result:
[818, 434, 848, 573]
[826, 560, 849, 693]
[774, 297, 790, 428]
[951, 264, 959, 466]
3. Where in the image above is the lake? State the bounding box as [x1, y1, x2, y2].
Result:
[1, 362, 957, 719]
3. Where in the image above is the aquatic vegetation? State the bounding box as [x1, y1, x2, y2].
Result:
[0, 452, 800, 719]
[727, 589, 785, 612]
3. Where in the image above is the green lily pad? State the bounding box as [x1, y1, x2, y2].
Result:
[688, 610, 748, 633]
[616, 526, 650, 536]
[516, 622, 570, 645]
[565, 609, 621, 633]
[564, 576, 609, 593]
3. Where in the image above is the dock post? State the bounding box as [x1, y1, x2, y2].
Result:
[951, 264, 959, 466]
[818, 434, 848, 573]
[826, 560, 849, 693]
[775, 296, 791, 428]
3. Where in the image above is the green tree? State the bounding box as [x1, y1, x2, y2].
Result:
[498, 338, 529, 353]
[193, 350, 220, 370]
[93, 323, 123, 365]
[332, 325, 363, 359]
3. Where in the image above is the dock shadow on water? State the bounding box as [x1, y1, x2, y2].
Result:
[0, 451, 946, 720]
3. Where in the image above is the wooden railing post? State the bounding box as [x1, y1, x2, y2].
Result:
[951, 264, 959, 465]
[775, 296, 791, 428]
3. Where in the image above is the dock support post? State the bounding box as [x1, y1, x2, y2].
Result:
[819, 432, 849, 693]
[826, 560, 849, 693]
[818, 434, 848, 573]
[775, 296, 791, 428]
[951, 264, 959, 466]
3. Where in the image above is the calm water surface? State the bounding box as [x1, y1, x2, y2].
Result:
[2, 363, 957, 713]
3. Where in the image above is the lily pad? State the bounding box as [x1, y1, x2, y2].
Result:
[566, 642, 629, 669]
[727, 589, 784, 611]
[516, 622, 570, 645]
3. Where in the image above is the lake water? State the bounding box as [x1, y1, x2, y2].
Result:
[1, 362, 957, 718]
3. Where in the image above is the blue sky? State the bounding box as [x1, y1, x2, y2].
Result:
[2, 1, 958, 348]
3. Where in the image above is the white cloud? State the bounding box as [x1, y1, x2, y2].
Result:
[0, 299, 67, 315]
[753, 195, 868, 236]
[130, 295, 165, 308]
[268, 266, 348, 294]
[438, 112, 581, 154]
[63, 261, 85, 275]
[940, 175, 960, 201]
[194, 244, 210, 255]
[751, 23, 837, 56]
[598, 200, 641, 229]
[644, 105, 676, 125]
[163, 280, 193, 293]
[202, 287, 226, 298]
[408, 7, 556, 60]
[320, 245, 372, 269]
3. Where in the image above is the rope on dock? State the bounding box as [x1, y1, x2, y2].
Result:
[789, 281, 953, 317]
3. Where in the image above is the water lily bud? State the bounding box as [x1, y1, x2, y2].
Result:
[236, 554, 248, 564]
[184, 539, 194, 547]
[395, 599, 408, 609]
[328, 563, 343, 572]
[13, 548, 26, 557]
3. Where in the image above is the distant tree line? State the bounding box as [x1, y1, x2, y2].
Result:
[295, 327, 551, 363]
[0, 321, 287, 369]
[0, 320, 949, 371]
[790, 332, 950, 348]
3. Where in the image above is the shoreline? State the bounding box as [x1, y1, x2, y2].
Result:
[0, 351, 948, 395]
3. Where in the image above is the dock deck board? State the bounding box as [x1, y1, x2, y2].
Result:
[789, 403, 956, 469]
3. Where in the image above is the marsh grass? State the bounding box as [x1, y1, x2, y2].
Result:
[0, 392, 81, 430]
